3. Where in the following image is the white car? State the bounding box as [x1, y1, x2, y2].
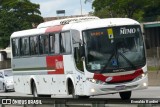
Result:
[0, 69, 14, 92]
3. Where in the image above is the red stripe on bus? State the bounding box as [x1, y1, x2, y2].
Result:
[93, 69, 143, 83]
[45, 25, 64, 33]
[46, 55, 64, 74]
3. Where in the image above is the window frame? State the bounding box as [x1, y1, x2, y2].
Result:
[12, 37, 20, 58]
[19, 37, 30, 57]
[29, 35, 40, 56]
[59, 31, 72, 55]
[11, 30, 73, 58]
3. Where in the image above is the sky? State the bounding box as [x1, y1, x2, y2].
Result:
[30, 0, 93, 18]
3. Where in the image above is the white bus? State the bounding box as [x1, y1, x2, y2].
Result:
[11, 17, 148, 99]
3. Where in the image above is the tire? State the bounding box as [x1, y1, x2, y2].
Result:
[119, 91, 131, 100]
[3, 84, 7, 92]
[39, 95, 51, 98]
[32, 82, 38, 97]
[68, 82, 78, 98]
[71, 85, 79, 98]
[70, 84, 90, 99]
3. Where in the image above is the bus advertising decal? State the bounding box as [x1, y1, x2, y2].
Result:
[45, 25, 64, 33]
[46, 55, 64, 74]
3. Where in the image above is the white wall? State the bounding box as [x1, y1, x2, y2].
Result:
[0, 53, 3, 61]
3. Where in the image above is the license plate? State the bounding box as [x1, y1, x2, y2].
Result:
[115, 85, 126, 90]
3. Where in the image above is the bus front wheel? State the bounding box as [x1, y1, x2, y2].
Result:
[68, 82, 90, 99]
[32, 82, 38, 97]
[119, 91, 131, 100]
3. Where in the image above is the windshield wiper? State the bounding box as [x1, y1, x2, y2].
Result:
[118, 51, 137, 70]
[100, 51, 115, 73]
[99, 40, 137, 74]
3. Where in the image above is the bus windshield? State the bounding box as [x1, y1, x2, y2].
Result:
[83, 25, 146, 73]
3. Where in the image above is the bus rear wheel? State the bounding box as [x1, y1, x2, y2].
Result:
[119, 91, 131, 100]
[3, 84, 7, 92]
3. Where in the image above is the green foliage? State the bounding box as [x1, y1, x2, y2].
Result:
[143, 0, 160, 22]
[148, 66, 160, 71]
[92, 0, 160, 22]
[0, 0, 43, 48]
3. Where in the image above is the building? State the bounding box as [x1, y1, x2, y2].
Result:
[0, 47, 11, 69]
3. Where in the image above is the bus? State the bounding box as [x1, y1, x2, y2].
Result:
[11, 16, 148, 100]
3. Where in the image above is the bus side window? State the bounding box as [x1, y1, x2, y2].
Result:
[60, 32, 71, 54]
[72, 30, 84, 71]
[49, 34, 55, 54]
[44, 35, 49, 54]
[55, 33, 60, 54]
[39, 35, 49, 54]
[12, 38, 20, 57]
[39, 35, 44, 54]
[20, 37, 29, 56]
[60, 33, 65, 53]
[30, 36, 39, 55]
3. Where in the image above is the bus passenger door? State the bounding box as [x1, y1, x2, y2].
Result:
[72, 29, 85, 95]
[74, 46, 85, 95]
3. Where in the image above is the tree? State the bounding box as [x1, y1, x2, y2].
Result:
[92, 0, 147, 19]
[0, 0, 43, 48]
[143, 0, 160, 22]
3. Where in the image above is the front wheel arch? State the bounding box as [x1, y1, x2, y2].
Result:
[31, 79, 39, 97]
[67, 78, 74, 95]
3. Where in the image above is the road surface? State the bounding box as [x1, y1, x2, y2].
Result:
[0, 86, 160, 98]
[0, 87, 160, 107]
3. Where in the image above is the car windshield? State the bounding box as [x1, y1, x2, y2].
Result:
[83, 25, 146, 73]
[4, 70, 13, 77]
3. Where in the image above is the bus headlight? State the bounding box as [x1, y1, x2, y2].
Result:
[87, 78, 105, 85]
[133, 72, 147, 82]
[143, 82, 147, 87]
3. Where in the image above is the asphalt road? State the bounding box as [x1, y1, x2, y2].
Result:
[0, 87, 160, 107]
[0, 86, 160, 98]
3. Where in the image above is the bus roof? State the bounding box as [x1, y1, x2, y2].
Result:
[69, 18, 140, 31]
[37, 16, 99, 28]
[11, 28, 46, 38]
[11, 18, 140, 38]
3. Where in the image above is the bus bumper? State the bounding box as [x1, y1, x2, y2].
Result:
[84, 74, 148, 96]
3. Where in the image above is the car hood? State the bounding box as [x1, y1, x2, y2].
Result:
[4, 76, 13, 82]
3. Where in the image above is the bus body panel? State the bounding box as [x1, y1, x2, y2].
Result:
[13, 76, 25, 93]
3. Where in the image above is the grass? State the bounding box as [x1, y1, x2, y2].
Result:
[147, 66, 160, 71]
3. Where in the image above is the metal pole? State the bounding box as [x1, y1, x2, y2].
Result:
[80, 0, 82, 15]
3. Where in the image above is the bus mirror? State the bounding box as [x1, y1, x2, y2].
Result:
[80, 45, 85, 58]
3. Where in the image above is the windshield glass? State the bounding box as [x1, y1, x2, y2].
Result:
[83, 25, 146, 73]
